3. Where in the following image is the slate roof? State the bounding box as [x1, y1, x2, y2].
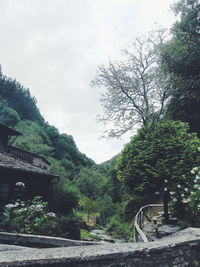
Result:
[0, 152, 57, 177]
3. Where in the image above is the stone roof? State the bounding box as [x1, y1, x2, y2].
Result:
[0, 152, 57, 177]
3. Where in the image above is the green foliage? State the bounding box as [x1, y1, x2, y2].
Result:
[79, 195, 98, 219]
[0, 73, 44, 124]
[74, 167, 107, 199]
[53, 133, 93, 167]
[13, 120, 53, 158]
[0, 98, 20, 127]
[117, 120, 200, 200]
[48, 157, 80, 215]
[0, 196, 80, 239]
[44, 124, 60, 145]
[161, 0, 200, 135]
[105, 165, 128, 204]
[97, 195, 116, 225]
[53, 182, 80, 215]
[80, 229, 101, 241]
[60, 159, 76, 178]
[105, 215, 133, 241]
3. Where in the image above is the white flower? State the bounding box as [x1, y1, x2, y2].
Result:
[5, 202, 19, 209]
[177, 185, 181, 188]
[183, 198, 189, 204]
[31, 204, 44, 212]
[5, 204, 15, 209]
[164, 187, 168, 191]
[16, 182, 25, 188]
[181, 194, 185, 197]
[164, 179, 168, 183]
[18, 208, 27, 213]
[173, 198, 177, 202]
[170, 191, 175, 195]
[185, 188, 189, 192]
[47, 212, 56, 218]
[191, 169, 195, 174]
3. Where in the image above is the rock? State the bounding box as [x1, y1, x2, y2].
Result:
[157, 224, 183, 238]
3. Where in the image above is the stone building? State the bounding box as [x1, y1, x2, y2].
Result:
[0, 123, 59, 205]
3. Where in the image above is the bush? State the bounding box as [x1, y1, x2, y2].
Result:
[117, 120, 200, 199]
[53, 182, 80, 215]
[0, 97, 20, 127]
[106, 215, 133, 241]
[171, 166, 200, 226]
[97, 195, 116, 225]
[0, 196, 80, 239]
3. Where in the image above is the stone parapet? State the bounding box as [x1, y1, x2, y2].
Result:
[0, 228, 199, 266]
[0, 232, 99, 248]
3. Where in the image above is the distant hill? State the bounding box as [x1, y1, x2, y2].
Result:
[0, 69, 94, 180]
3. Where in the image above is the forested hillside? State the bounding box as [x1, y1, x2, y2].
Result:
[0, 70, 93, 169]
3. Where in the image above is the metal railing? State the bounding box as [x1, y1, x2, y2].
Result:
[134, 204, 164, 242]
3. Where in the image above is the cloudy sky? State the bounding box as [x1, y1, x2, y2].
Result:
[0, 0, 176, 163]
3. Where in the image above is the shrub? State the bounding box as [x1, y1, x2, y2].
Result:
[106, 215, 133, 241]
[0, 196, 80, 239]
[171, 166, 200, 226]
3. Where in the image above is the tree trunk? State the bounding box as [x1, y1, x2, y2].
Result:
[163, 190, 169, 224]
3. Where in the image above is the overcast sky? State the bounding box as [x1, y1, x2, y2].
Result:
[0, 0, 176, 163]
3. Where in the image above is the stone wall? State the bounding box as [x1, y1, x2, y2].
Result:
[0, 232, 99, 248]
[0, 228, 200, 267]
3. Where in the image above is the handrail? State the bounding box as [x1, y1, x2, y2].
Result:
[134, 204, 164, 243]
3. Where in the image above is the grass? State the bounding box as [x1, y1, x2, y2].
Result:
[80, 229, 101, 241]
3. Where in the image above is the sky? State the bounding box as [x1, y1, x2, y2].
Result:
[0, 0, 176, 163]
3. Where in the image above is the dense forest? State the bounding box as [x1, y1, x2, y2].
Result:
[0, 0, 200, 241]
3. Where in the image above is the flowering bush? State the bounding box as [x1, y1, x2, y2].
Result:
[0, 196, 80, 239]
[170, 166, 200, 226]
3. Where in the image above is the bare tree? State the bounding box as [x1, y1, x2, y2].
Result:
[91, 30, 170, 137]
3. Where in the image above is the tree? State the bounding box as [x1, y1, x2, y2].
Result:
[74, 167, 107, 200]
[0, 97, 20, 127]
[13, 120, 53, 158]
[0, 73, 44, 124]
[161, 0, 200, 135]
[79, 195, 98, 223]
[92, 31, 170, 137]
[117, 120, 200, 207]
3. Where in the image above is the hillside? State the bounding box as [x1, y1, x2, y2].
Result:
[0, 69, 132, 240]
[0, 70, 94, 175]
